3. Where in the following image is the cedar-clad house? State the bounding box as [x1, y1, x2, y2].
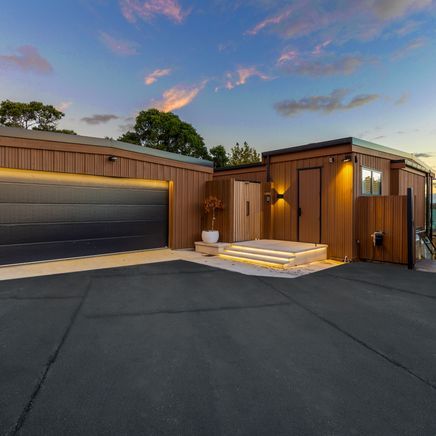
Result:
[0, 128, 434, 266]
[214, 137, 434, 263]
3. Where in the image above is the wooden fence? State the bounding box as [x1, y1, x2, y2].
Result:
[356, 195, 412, 264]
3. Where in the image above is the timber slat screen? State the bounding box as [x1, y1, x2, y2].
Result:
[205, 179, 262, 243]
[356, 195, 410, 264]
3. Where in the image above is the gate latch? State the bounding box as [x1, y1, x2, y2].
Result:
[371, 231, 384, 247]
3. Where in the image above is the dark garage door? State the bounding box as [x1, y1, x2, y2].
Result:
[0, 169, 169, 265]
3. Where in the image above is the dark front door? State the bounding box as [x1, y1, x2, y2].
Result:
[298, 168, 321, 243]
[0, 170, 168, 265]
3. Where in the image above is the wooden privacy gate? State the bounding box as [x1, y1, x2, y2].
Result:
[205, 179, 263, 242]
[356, 195, 412, 264]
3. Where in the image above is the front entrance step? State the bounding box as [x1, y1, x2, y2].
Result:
[195, 241, 230, 256]
[219, 240, 328, 269]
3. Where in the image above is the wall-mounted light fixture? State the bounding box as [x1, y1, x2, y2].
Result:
[108, 156, 118, 162]
[276, 193, 284, 199]
[342, 155, 352, 163]
[328, 157, 335, 163]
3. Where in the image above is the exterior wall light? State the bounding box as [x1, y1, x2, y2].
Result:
[276, 193, 284, 199]
[342, 155, 352, 163]
[328, 157, 335, 163]
[108, 156, 118, 162]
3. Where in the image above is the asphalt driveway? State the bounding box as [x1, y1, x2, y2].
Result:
[1, 260, 435, 435]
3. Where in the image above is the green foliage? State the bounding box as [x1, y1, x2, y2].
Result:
[0, 100, 65, 131]
[118, 131, 140, 145]
[209, 145, 228, 168]
[227, 141, 261, 166]
[118, 108, 210, 160]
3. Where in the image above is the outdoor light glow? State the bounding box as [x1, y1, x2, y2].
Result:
[0, 167, 169, 189]
[219, 254, 287, 269]
[224, 249, 292, 262]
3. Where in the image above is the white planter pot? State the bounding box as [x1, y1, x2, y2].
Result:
[202, 230, 219, 244]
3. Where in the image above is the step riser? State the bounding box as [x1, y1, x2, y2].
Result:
[219, 254, 289, 269]
[220, 246, 328, 269]
[223, 250, 294, 263]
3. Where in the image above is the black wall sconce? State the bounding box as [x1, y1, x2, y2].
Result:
[328, 157, 335, 163]
[108, 156, 118, 162]
[276, 193, 284, 199]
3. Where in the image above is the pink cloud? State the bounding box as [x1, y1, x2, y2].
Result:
[144, 68, 172, 85]
[277, 49, 298, 64]
[246, 6, 293, 35]
[120, 0, 188, 23]
[391, 37, 427, 59]
[224, 67, 271, 90]
[154, 81, 207, 112]
[99, 32, 139, 56]
[244, 0, 434, 43]
[0, 45, 53, 74]
[312, 39, 332, 55]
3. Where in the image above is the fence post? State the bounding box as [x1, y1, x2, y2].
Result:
[407, 187, 415, 270]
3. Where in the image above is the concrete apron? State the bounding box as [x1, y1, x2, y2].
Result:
[0, 248, 342, 281]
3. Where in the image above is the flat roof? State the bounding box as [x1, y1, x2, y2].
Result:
[0, 126, 214, 168]
[262, 137, 433, 175]
[215, 162, 264, 171]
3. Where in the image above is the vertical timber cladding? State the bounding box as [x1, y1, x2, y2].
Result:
[269, 146, 355, 260]
[0, 133, 213, 252]
[205, 179, 262, 242]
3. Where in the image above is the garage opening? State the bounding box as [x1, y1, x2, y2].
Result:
[0, 168, 169, 266]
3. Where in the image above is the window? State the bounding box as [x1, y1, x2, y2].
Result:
[362, 167, 382, 195]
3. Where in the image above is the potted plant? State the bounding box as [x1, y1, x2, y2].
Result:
[202, 195, 224, 243]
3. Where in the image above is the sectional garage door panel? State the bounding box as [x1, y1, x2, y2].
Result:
[0, 173, 169, 265]
[0, 182, 168, 205]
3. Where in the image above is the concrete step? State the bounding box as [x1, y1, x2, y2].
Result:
[219, 253, 293, 269]
[222, 249, 294, 264]
[219, 241, 328, 269]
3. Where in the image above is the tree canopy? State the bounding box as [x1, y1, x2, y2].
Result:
[209, 145, 229, 168]
[118, 109, 210, 160]
[227, 141, 261, 166]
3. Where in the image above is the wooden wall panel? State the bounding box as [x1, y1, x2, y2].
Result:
[397, 169, 426, 229]
[213, 166, 266, 183]
[205, 179, 234, 242]
[269, 153, 354, 260]
[356, 196, 408, 264]
[0, 138, 212, 249]
[233, 182, 261, 242]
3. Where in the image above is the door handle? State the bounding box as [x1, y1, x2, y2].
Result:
[298, 207, 302, 217]
[246, 201, 250, 216]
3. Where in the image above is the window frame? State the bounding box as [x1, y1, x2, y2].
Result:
[361, 166, 383, 196]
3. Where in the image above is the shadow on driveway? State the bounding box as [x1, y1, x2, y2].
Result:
[1, 260, 435, 435]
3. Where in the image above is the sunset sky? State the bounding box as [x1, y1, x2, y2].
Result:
[0, 0, 435, 170]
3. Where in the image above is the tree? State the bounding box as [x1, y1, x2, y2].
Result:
[34, 127, 77, 135]
[209, 145, 228, 168]
[0, 100, 64, 131]
[227, 141, 261, 166]
[118, 108, 210, 160]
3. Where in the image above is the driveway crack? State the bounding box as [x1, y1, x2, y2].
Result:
[257, 276, 436, 392]
[323, 273, 436, 300]
[85, 301, 291, 319]
[9, 278, 93, 436]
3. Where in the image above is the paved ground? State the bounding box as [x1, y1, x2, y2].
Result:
[1, 260, 435, 435]
[0, 248, 340, 281]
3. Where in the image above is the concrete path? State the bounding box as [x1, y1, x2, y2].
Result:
[1, 261, 435, 435]
[0, 248, 341, 281]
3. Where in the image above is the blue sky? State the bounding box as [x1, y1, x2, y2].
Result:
[0, 0, 435, 170]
